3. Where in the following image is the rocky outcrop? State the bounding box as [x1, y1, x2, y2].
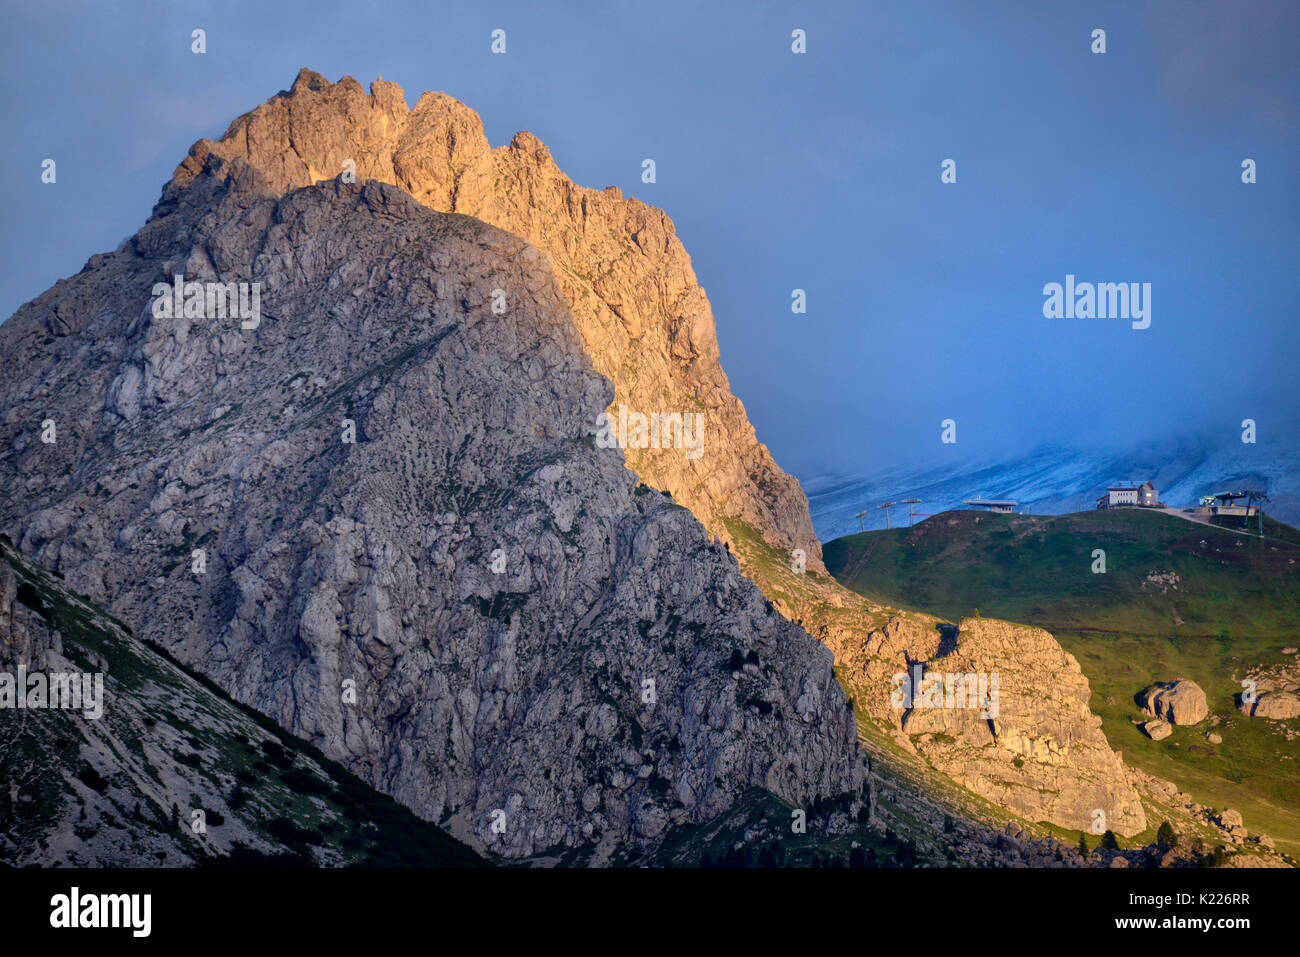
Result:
[829, 614, 1147, 836]
[1218, 808, 1244, 829]
[1240, 691, 1300, 720]
[172, 68, 822, 572]
[0, 554, 60, 669]
[0, 156, 863, 858]
[1236, 656, 1300, 721]
[1137, 679, 1208, 726]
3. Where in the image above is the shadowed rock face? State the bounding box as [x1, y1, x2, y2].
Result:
[0, 159, 863, 857]
[831, 615, 1147, 836]
[173, 68, 824, 573]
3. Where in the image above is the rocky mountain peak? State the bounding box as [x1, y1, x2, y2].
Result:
[173, 69, 823, 572]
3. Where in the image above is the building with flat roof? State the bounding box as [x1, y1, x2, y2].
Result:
[962, 498, 1017, 514]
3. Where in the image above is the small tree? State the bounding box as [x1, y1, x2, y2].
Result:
[1078, 832, 1089, 856]
[1100, 829, 1120, 851]
[1156, 821, 1176, 847]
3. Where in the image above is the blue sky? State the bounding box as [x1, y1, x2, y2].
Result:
[2, 0, 1296, 483]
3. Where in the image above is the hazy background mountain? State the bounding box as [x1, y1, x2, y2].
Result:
[806, 434, 1300, 541]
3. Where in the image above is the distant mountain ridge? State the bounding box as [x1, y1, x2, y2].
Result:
[807, 439, 1300, 541]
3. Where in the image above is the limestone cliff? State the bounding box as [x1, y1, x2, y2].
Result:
[842, 616, 1146, 835]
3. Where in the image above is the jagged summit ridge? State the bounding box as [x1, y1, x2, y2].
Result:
[174, 68, 824, 571]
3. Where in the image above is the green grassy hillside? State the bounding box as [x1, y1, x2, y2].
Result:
[825, 508, 1300, 636]
[824, 508, 1300, 856]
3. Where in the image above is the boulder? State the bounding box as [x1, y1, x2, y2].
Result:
[1137, 679, 1208, 725]
[1141, 720, 1173, 741]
